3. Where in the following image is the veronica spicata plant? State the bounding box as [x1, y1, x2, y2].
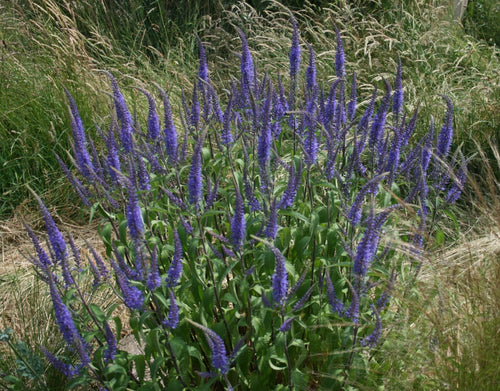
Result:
[23, 15, 468, 391]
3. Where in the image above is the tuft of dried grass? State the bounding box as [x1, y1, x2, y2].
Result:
[379, 139, 500, 390]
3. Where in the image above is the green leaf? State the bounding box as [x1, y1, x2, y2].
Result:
[119, 220, 128, 244]
[292, 368, 308, 389]
[268, 354, 288, 370]
[89, 304, 106, 323]
[166, 378, 183, 391]
[134, 355, 146, 382]
[0, 327, 12, 341]
[435, 229, 445, 246]
[99, 222, 113, 255]
[113, 316, 122, 342]
[150, 356, 166, 381]
[294, 236, 311, 257]
[279, 210, 309, 223]
[310, 211, 319, 235]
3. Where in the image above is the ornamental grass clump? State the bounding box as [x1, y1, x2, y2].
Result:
[21, 16, 467, 390]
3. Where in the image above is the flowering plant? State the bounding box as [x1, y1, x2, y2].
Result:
[22, 15, 467, 390]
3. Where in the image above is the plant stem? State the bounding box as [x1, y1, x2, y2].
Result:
[196, 216, 234, 352]
[282, 313, 294, 390]
[342, 325, 359, 388]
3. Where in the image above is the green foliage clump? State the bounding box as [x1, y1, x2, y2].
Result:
[12, 15, 468, 390]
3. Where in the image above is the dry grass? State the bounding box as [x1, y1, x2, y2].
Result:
[379, 140, 500, 390]
[0, 209, 123, 385]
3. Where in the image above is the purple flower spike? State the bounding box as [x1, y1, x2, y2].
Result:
[197, 35, 209, 86]
[166, 230, 183, 288]
[270, 246, 289, 306]
[24, 221, 52, 269]
[126, 180, 144, 240]
[105, 123, 122, 185]
[400, 107, 419, 150]
[347, 72, 357, 121]
[106, 72, 134, 153]
[446, 157, 468, 203]
[103, 322, 117, 362]
[147, 245, 162, 291]
[353, 207, 381, 279]
[42, 347, 78, 378]
[243, 170, 261, 212]
[209, 85, 224, 124]
[325, 269, 344, 316]
[67, 233, 82, 271]
[64, 89, 94, 180]
[346, 286, 360, 324]
[289, 14, 301, 79]
[278, 316, 297, 332]
[134, 150, 151, 191]
[137, 88, 160, 140]
[304, 119, 318, 165]
[230, 189, 246, 252]
[335, 27, 345, 78]
[361, 305, 382, 348]
[55, 153, 92, 207]
[188, 320, 229, 374]
[155, 84, 178, 164]
[392, 58, 403, 122]
[278, 162, 302, 209]
[292, 285, 314, 312]
[205, 177, 219, 210]
[180, 215, 194, 235]
[88, 243, 110, 280]
[188, 138, 203, 206]
[437, 95, 454, 158]
[111, 259, 144, 310]
[133, 239, 146, 281]
[162, 187, 188, 211]
[222, 94, 234, 146]
[205, 329, 230, 374]
[33, 193, 67, 263]
[357, 87, 378, 152]
[257, 83, 272, 171]
[421, 117, 434, 173]
[88, 257, 102, 287]
[265, 199, 278, 240]
[306, 43, 316, 93]
[262, 292, 272, 308]
[369, 79, 391, 150]
[238, 29, 254, 101]
[377, 272, 394, 311]
[162, 289, 179, 329]
[348, 174, 384, 225]
[47, 273, 82, 347]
